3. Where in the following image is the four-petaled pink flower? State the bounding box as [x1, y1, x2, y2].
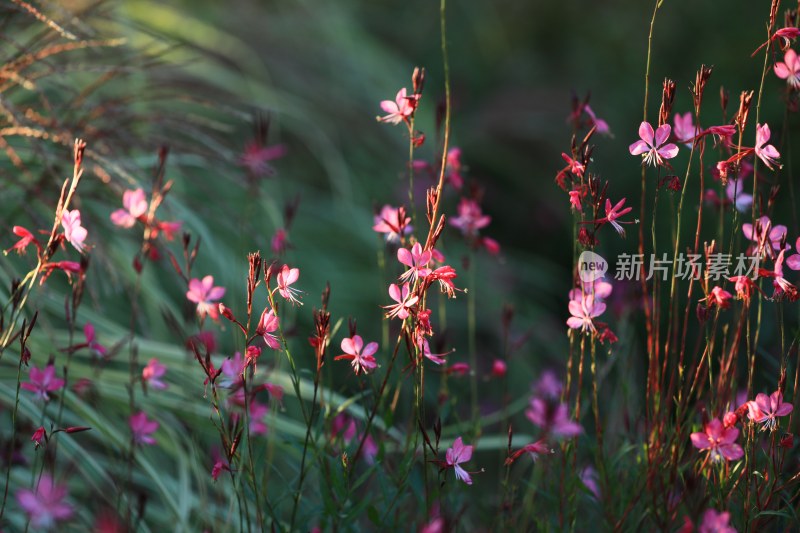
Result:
[61, 209, 87, 253]
[526, 397, 583, 438]
[110, 188, 148, 228]
[698, 509, 736, 533]
[567, 294, 606, 333]
[774, 48, 800, 89]
[373, 205, 412, 243]
[743, 215, 787, 259]
[334, 335, 379, 375]
[690, 418, 744, 462]
[746, 390, 793, 431]
[129, 411, 159, 446]
[450, 198, 491, 237]
[673, 112, 696, 146]
[629, 121, 679, 167]
[16, 474, 73, 529]
[276, 264, 302, 305]
[186, 276, 226, 320]
[598, 197, 634, 237]
[445, 437, 475, 485]
[397, 242, 432, 282]
[142, 358, 168, 390]
[21, 364, 65, 402]
[384, 283, 419, 320]
[377, 88, 419, 125]
[257, 307, 282, 349]
[755, 123, 781, 170]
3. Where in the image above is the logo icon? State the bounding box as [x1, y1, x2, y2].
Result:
[578, 251, 608, 283]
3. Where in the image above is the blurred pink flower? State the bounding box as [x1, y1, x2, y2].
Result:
[84, 323, 107, 358]
[271, 228, 290, 256]
[505, 438, 551, 465]
[746, 390, 793, 431]
[755, 123, 781, 170]
[774, 48, 800, 89]
[445, 437, 474, 485]
[566, 294, 606, 333]
[690, 419, 743, 462]
[526, 397, 583, 439]
[129, 411, 158, 446]
[446, 147, 464, 189]
[32, 426, 46, 449]
[534, 371, 563, 400]
[450, 198, 491, 237]
[580, 466, 601, 499]
[334, 335, 378, 375]
[110, 188, 148, 228]
[373, 205, 412, 243]
[629, 121, 679, 166]
[21, 364, 65, 402]
[377, 88, 418, 125]
[698, 509, 736, 533]
[5, 226, 39, 255]
[186, 276, 226, 320]
[249, 402, 269, 435]
[584, 105, 611, 136]
[491, 359, 507, 378]
[673, 112, 696, 146]
[219, 352, 245, 388]
[61, 209, 87, 253]
[16, 474, 73, 529]
[142, 358, 168, 390]
[240, 141, 287, 177]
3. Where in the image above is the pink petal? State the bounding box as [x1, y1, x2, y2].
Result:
[638, 121, 655, 145]
[566, 317, 585, 329]
[720, 443, 744, 461]
[361, 342, 379, 357]
[690, 431, 710, 450]
[341, 337, 356, 356]
[654, 124, 672, 147]
[786, 254, 800, 271]
[658, 143, 679, 159]
[628, 140, 650, 156]
[397, 248, 413, 267]
[775, 62, 791, 79]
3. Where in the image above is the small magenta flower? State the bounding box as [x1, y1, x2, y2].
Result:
[256, 308, 281, 350]
[186, 276, 226, 320]
[707, 286, 733, 310]
[384, 283, 418, 320]
[761, 249, 799, 300]
[220, 351, 245, 388]
[746, 390, 793, 431]
[32, 426, 46, 449]
[755, 123, 781, 170]
[418, 338, 448, 365]
[450, 198, 491, 237]
[774, 48, 800, 89]
[526, 397, 583, 439]
[373, 205, 412, 243]
[5, 226, 39, 256]
[397, 242, 432, 282]
[673, 112, 696, 146]
[566, 295, 606, 334]
[249, 402, 269, 435]
[271, 228, 290, 256]
[445, 437, 475, 485]
[505, 439, 552, 465]
[61, 209, 87, 253]
[580, 467, 601, 499]
[598, 198, 634, 237]
[584, 105, 611, 136]
[276, 264, 302, 305]
[377, 88, 418, 125]
[690, 419, 743, 462]
[568, 189, 583, 212]
[491, 359, 507, 378]
[83, 323, 107, 358]
[240, 141, 287, 177]
[16, 474, 73, 529]
[110, 188, 148, 228]
[743, 215, 787, 258]
[561, 153, 585, 177]
[142, 358, 168, 390]
[129, 411, 159, 446]
[21, 364, 65, 401]
[629, 121, 679, 166]
[334, 335, 378, 375]
[698, 509, 736, 533]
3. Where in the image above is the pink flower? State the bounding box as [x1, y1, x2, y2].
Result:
[129, 411, 159, 446]
[271, 228, 290, 255]
[153, 220, 182, 241]
[724, 178, 753, 213]
[594, 197, 634, 237]
[32, 426, 46, 449]
[746, 390, 793, 431]
[673, 112, 696, 146]
[561, 153, 585, 177]
[568, 189, 583, 212]
[450, 198, 491, 236]
[774, 48, 800, 89]
[580, 466, 601, 499]
[534, 371, 564, 400]
[211, 459, 231, 481]
[240, 141, 287, 177]
[505, 438, 551, 465]
[4, 226, 39, 255]
[787, 236, 800, 271]
[698, 509, 736, 533]
[445, 437, 474, 485]
[491, 359, 507, 378]
[584, 105, 611, 136]
[629, 121, 679, 166]
[16, 474, 73, 529]
[186, 276, 226, 320]
[256, 308, 282, 350]
[728, 276, 755, 302]
[377, 88, 418, 125]
[761, 249, 799, 300]
[566, 294, 606, 333]
[447, 362, 470, 376]
[373, 205, 412, 243]
[446, 147, 464, 189]
[755, 123, 781, 170]
[21, 364, 65, 401]
[569, 278, 613, 303]
[690, 419, 743, 462]
[84, 323, 107, 358]
[526, 397, 583, 438]
[276, 265, 302, 305]
[142, 358, 168, 390]
[384, 283, 418, 320]
[334, 335, 378, 375]
[219, 352, 245, 388]
[418, 338, 448, 365]
[398, 242, 432, 282]
[707, 286, 733, 310]
[249, 402, 269, 435]
[742, 216, 787, 258]
[110, 188, 148, 228]
[61, 209, 87, 253]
